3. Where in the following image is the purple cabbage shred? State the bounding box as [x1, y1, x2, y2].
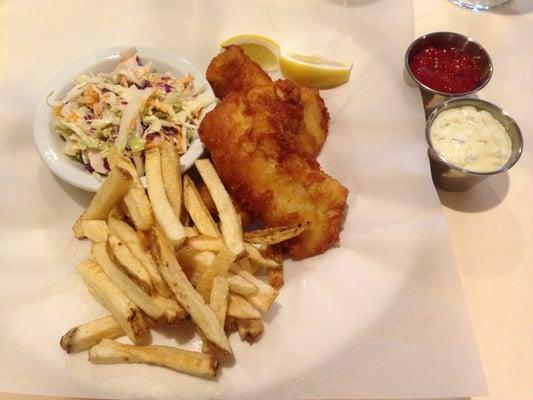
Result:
[161, 126, 178, 136]
[146, 133, 158, 142]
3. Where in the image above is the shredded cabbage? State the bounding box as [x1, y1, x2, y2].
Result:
[50, 47, 214, 177]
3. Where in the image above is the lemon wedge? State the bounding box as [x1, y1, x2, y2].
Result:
[279, 51, 352, 89]
[220, 34, 352, 89]
[220, 34, 280, 72]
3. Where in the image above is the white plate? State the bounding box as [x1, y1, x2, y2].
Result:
[1, 2, 487, 398]
[33, 46, 214, 192]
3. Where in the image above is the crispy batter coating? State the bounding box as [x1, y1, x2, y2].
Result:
[199, 80, 348, 259]
[206, 45, 329, 158]
[206, 45, 271, 99]
[298, 86, 329, 158]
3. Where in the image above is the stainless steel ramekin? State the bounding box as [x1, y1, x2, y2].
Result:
[405, 31, 493, 97]
[426, 98, 523, 191]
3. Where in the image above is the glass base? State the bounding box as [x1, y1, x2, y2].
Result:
[449, 0, 512, 11]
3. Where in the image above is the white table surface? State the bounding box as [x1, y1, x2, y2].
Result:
[414, 1, 533, 400]
[0, 0, 531, 399]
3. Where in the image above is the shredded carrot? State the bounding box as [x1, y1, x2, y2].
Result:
[128, 117, 136, 130]
[175, 75, 193, 84]
[67, 112, 78, 122]
[83, 86, 99, 103]
[149, 99, 172, 114]
[93, 102, 103, 117]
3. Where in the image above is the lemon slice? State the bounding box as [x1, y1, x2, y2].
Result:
[220, 34, 280, 72]
[279, 50, 352, 89]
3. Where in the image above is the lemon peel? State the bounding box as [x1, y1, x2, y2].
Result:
[279, 50, 352, 89]
[219, 34, 352, 88]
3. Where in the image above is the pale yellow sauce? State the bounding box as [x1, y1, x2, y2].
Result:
[430, 106, 512, 172]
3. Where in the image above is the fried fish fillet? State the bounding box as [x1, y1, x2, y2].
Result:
[206, 45, 329, 158]
[199, 80, 348, 259]
[206, 45, 271, 98]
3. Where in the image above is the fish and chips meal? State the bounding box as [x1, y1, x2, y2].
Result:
[60, 45, 348, 378]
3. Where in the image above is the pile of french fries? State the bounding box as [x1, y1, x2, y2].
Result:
[60, 142, 307, 378]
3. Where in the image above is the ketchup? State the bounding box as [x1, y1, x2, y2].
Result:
[410, 46, 484, 93]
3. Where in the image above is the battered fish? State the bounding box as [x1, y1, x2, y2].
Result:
[206, 45, 329, 158]
[199, 80, 348, 259]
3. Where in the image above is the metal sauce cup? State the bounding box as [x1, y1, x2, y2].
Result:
[426, 98, 523, 191]
[405, 32, 493, 116]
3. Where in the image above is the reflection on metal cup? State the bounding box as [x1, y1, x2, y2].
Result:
[425, 98, 523, 192]
[448, 0, 512, 12]
[428, 149, 488, 191]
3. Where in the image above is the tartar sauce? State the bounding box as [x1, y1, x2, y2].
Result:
[430, 106, 512, 172]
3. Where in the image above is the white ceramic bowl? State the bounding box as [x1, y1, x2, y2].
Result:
[33, 46, 214, 192]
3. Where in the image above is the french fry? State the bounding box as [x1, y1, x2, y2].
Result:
[243, 222, 310, 245]
[231, 263, 278, 312]
[182, 175, 220, 238]
[110, 202, 127, 220]
[153, 227, 232, 357]
[196, 181, 217, 217]
[76, 260, 148, 343]
[237, 319, 264, 343]
[73, 219, 85, 239]
[209, 276, 229, 326]
[224, 316, 238, 333]
[160, 141, 182, 220]
[82, 166, 132, 220]
[187, 235, 225, 252]
[145, 147, 186, 247]
[92, 243, 185, 325]
[238, 256, 259, 274]
[194, 159, 244, 257]
[60, 315, 124, 353]
[185, 226, 199, 238]
[195, 247, 235, 302]
[108, 216, 171, 298]
[202, 276, 230, 353]
[198, 181, 254, 227]
[227, 294, 261, 319]
[264, 244, 284, 264]
[244, 243, 280, 268]
[89, 339, 218, 378]
[175, 246, 215, 286]
[265, 244, 284, 289]
[108, 234, 153, 295]
[227, 274, 257, 296]
[108, 147, 153, 231]
[267, 267, 284, 290]
[81, 220, 110, 242]
[64, 154, 288, 376]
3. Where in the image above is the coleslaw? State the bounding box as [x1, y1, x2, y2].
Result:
[49, 47, 214, 179]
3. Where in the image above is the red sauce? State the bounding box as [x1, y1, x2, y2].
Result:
[410, 46, 484, 93]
